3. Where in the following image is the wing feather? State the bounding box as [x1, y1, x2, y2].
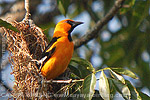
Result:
[38, 37, 60, 70]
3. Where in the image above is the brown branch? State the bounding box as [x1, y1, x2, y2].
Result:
[73, 0, 125, 49]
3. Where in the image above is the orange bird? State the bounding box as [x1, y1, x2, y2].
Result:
[38, 19, 83, 80]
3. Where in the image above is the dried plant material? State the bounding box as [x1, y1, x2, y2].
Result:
[3, 19, 47, 99]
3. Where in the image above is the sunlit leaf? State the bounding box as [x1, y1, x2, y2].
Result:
[82, 73, 96, 100]
[0, 19, 18, 32]
[111, 68, 138, 79]
[110, 78, 131, 100]
[99, 71, 110, 100]
[126, 80, 142, 100]
[110, 69, 126, 84]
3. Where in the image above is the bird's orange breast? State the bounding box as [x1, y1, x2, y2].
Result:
[40, 37, 74, 80]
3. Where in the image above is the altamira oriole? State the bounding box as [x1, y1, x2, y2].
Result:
[38, 19, 83, 80]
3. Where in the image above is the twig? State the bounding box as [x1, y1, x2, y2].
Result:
[73, 0, 125, 49]
[0, 79, 12, 93]
[54, 83, 72, 94]
[68, 85, 83, 97]
[45, 79, 84, 84]
[24, 0, 31, 20]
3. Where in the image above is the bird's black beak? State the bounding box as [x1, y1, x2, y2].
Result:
[66, 20, 83, 34]
[66, 20, 83, 28]
[72, 21, 84, 28]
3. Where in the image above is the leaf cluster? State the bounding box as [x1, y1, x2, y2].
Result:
[63, 57, 150, 100]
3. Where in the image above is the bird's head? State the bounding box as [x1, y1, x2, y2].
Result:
[53, 19, 83, 37]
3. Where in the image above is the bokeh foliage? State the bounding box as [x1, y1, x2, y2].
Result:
[100, 0, 150, 89]
[57, 0, 150, 91]
[57, 0, 150, 99]
[57, 0, 150, 90]
[0, 0, 150, 99]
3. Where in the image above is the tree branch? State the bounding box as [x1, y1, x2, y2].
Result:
[45, 79, 84, 84]
[24, 0, 31, 20]
[0, 79, 12, 93]
[73, 0, 125, 49]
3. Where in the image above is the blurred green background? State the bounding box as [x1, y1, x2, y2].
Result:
[0, 0, 150, 99]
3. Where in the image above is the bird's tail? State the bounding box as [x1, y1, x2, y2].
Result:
[31, 56, 47, 71]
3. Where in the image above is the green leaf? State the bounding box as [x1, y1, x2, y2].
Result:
[111, 68, 138, 79]
[110, 78, 131, 100]
[68, 64, 81, 79]
[70, 58, 94, 78]
[137, 90, 150, 99]
[99, 71, 110, 100]
[108, 78, 116, 100]
[125, 80, 142, 100]
[71, 57, 95, 73]
[57, 0, 70, 16]
[82, 73, 96, 100]
[71, 64, 89, 78]
[110, 69, 126, 84]
[0, 19, 18, 32]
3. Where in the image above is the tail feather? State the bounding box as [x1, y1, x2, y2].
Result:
[36, 56, 47, 71]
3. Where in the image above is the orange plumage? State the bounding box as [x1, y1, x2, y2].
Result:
[39, 19, 83, 80]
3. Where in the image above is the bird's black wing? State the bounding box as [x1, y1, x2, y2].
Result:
[37, 37, 60, 70]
